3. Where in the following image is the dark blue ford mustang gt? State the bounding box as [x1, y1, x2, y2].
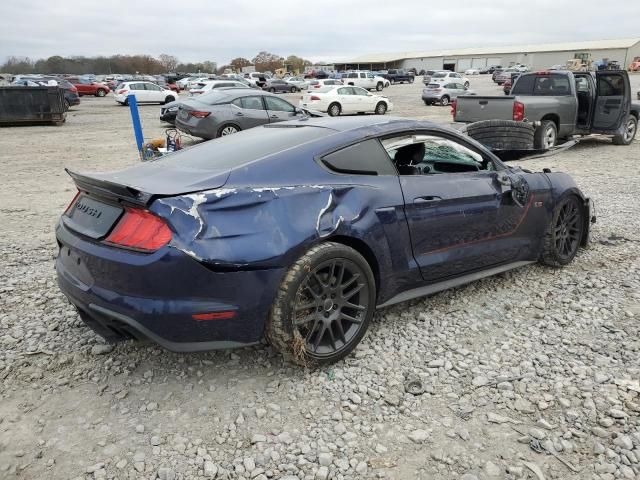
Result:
[56, 116, 593, 365]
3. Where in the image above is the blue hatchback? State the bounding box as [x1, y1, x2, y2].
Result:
[56, 117, 593, 365]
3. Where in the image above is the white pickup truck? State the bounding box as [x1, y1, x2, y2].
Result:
[343, 71, 388, 91]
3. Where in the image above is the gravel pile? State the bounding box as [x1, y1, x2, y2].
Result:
[0, 82, 638, 479]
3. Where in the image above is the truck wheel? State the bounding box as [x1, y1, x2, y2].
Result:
[376, 82, 383, 91]
[612, 115, 637, 145]
[534, 121, 558, 150]
[467, 120, 535, 151]
[440, 96, 450, 106]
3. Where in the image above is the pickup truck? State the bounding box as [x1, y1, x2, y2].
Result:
[343, 71, 388, 91]
[383, 69, 415, 84]
[453, 70, 639, 149]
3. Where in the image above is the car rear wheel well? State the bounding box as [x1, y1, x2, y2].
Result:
[324, 235, 380, 294]
[540, 114, 560, 130]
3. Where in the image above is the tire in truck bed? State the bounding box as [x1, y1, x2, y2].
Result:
[466, 120, 535, 151]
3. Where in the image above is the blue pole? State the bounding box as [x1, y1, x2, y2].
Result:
[127, 94, 144, 160]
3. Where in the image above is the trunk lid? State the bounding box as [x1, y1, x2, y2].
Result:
[67, 147, 231, 206]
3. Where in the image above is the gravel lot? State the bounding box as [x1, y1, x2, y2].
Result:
[1, 75, 639, 480]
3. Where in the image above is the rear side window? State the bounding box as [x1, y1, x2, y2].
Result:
[533, 75, 570, 96]
[510, 75, 535, 94]
[321, 139, 396, 176]
[598, 74, 625, 96]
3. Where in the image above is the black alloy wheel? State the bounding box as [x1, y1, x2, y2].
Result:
[540, 196, 584, 266]
[292, 258, 370, 359]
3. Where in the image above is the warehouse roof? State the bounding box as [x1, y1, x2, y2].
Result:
[340, 38, 640, 64]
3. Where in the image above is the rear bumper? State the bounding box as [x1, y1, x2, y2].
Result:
[175, 118, 216, 139]
[55, 220, 284, 351]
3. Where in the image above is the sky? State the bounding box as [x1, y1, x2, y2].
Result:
[1, 0, 639, 65]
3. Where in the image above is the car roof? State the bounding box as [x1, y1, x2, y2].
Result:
[275, 116, 438, 133]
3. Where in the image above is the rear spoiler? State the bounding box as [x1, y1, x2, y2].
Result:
[66, 168, 152, 207]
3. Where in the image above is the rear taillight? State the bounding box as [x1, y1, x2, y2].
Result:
[105, 208, 172, 252]
[189, 111, 210, 118]
[64, 191, 80, 215]
[310, 95, 321, 101]
[513, 101, 525, 121]
[117, 89, 128, 95]
[451, 100, 457, 119]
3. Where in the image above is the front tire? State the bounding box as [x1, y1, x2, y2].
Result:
[440, 95, 450, 106]
[96, 89, 106, 97]
[328, 102, 341, 117]
[612, 115, 637, 145]
[266, 242, 376, 366]
[269, 87, 276, 93]
[540, 196, 584, 267]
[217, 124, 240, 137]
[376, 82, 383, 91]
[375, 102, 387, 115]
[290, 86, 298, 93]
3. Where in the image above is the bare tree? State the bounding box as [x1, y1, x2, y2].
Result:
[159, 54, 179, 73]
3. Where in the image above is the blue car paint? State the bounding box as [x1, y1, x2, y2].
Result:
[55, 117, 590, 352]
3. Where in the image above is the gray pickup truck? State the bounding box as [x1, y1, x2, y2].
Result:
[454, 70, 639, 149]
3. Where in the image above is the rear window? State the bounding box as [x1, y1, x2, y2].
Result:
[511, 74, 571, 96]
[432, 72, 446, 78]
[196, 90, 233, 105]
[154, 126, 333, 171]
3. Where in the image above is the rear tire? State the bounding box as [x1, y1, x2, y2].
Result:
[540, 196, 584, 267]
[612, 115, 637, 145]
[534, 120, 558, 150]
[328, 103, 341, 117]
[269, 87, 276, 93]
[217, 124, 240, 137]
[290, 86, 298, 93]
[265, 242, 376, 366]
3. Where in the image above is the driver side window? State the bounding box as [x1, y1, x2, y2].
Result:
[381, 134, 494, 175]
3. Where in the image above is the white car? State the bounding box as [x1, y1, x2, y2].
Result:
[114, 81, 178, 105]
[300, 85, 392, 116]
[244, 72, 271, 85]
[307, 79, 344, 90]
[189, 80, 250, 95]
[343, 71, 388, 91]
[513, 64, 529, 72]
[429, 71, 471, 87]
[464, 68, 480, 75]
[176, 77, 198, 89]
[186, 77, 213, 89]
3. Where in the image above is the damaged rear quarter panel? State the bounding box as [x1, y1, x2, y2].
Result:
[152, 182, 404, 275]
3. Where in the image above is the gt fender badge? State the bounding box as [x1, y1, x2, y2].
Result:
[534, 201, 543, 208]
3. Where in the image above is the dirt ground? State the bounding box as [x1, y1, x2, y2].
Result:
[0, 75, 639, 480]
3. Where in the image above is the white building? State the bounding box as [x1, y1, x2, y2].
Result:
[334, 38, 640, 72]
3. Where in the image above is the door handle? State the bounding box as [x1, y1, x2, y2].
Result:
[235, 112, 244, 116]
[270, 114, 279, 118]
[479, 100, 488, 105]
[414, 196, 441, 205]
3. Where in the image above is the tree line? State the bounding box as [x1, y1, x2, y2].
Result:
[0, 52, 314, 75]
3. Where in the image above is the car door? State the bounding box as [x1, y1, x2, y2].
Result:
[230, 96, 269, 128]
[144, 83, 164, 102]
[263, 96, 298, 122]
[352, 86, 374, 112]
[127, 83, 145, 102]
[592, 71, 630, 133]
[336, 87, 356, 113]
[382, 132, 535, 282]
